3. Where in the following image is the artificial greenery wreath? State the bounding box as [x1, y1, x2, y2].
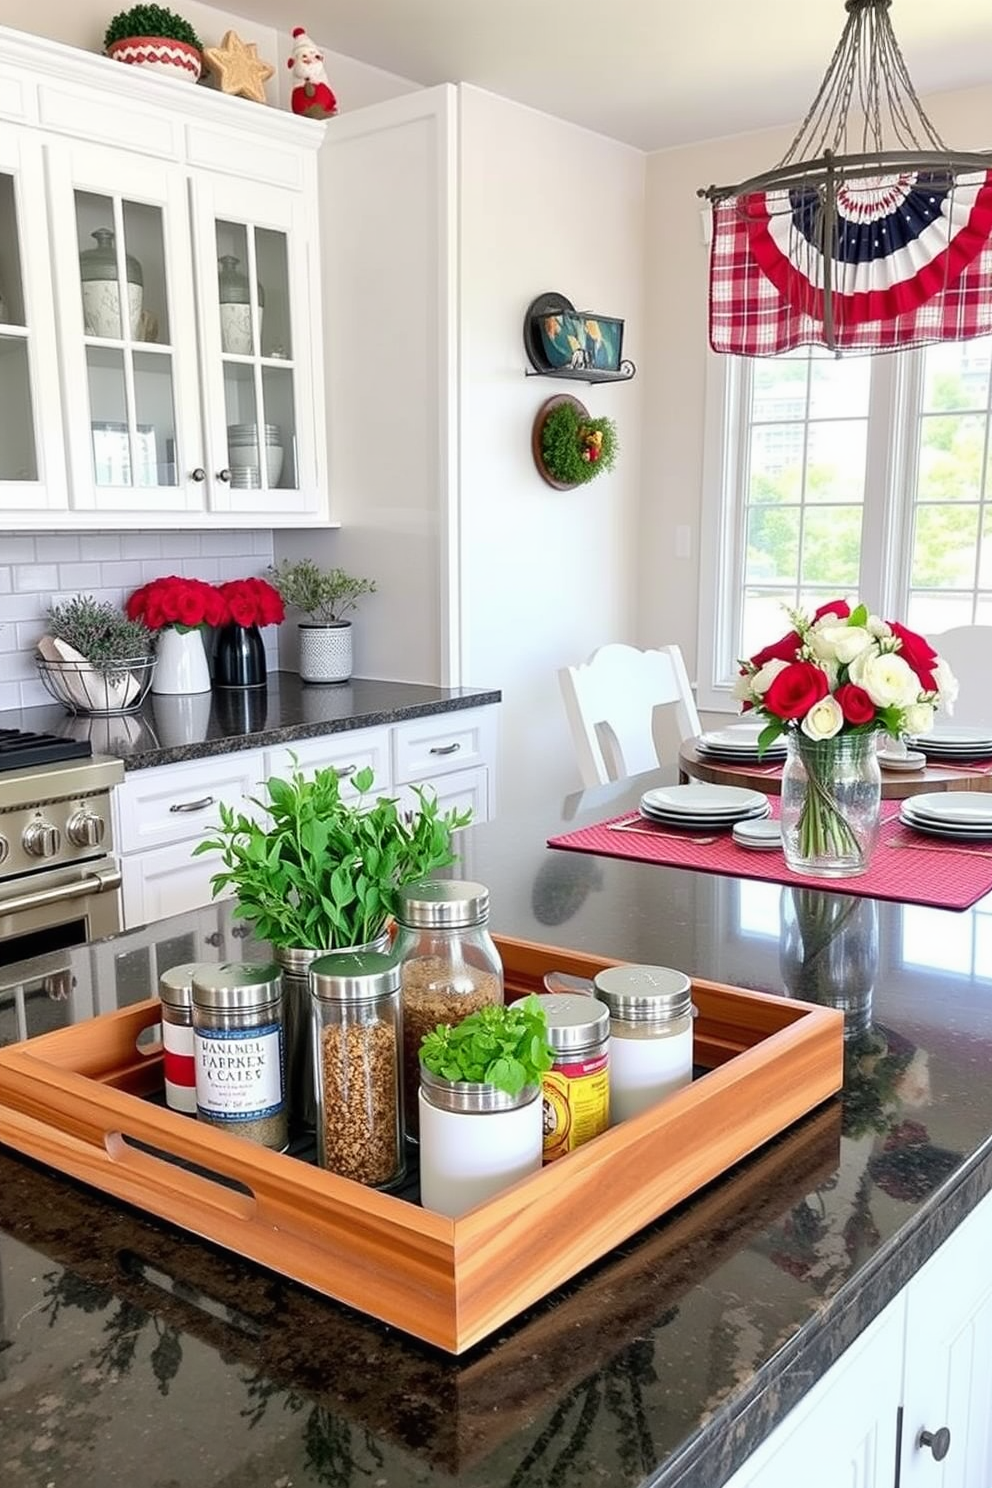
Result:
[104, 4, 203, 50]
[540, 400, 618, 485]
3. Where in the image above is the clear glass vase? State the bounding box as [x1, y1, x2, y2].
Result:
[780, 731, 881, 878]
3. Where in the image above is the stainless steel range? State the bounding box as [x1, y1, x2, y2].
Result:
[0, 729, 125, 966]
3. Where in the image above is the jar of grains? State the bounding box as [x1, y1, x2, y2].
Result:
[191, 962, 287, 1150]
[159, 962, 215, 1115]
[592, 965, 695, 1125]
[393, 879, 504, 1139]
[309, 950, 405, 1188]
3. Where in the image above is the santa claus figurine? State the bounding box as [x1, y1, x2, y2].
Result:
[287, 27, 337, 118]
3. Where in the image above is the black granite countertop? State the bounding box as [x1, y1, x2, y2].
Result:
[2, 767, 991, 1488]
[0, 673, 501, 770]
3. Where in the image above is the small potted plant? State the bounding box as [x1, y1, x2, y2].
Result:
[104, 5, 204, 83]
[268, 558, 377, 684]
[418, 997, 555, 1217]
[195, 760, 471, 1129]
[36, 595, 154, 715]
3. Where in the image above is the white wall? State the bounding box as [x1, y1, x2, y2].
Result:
[639, 82, 992, 712]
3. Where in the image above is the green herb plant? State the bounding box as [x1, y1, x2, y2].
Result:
[541, 401, 617, 485]
[419, 995, 555, 1097]
[104, 5, 203, 50]
[267, 559, 377, 625]
[194, 762, 471, 950]
[45, 595, 153, 672]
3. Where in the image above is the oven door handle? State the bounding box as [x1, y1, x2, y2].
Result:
[0, 865, 122, 917]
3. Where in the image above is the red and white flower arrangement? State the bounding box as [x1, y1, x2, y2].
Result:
[735, 599, 957, 747]
[216, 577, 285, 629]
[126, 576, 227, 633]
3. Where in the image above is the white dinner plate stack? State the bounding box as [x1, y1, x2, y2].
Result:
[908, 725, 992, 760]
[696, 722, 787, 763]
[639, 783, 771, 831]
[899, 791, 992, 841]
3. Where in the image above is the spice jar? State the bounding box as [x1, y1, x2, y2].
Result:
[393, 880, 503, 1139]
[191, 962, 287, 1150]
[522, 992, 610, 1162]
[158, 962, 213, 1115]
[593, 965, 695, 1125]
[309, 950, 405, 1189]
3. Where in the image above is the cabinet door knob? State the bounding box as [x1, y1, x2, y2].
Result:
[918, 1426, 951, 1461]
[191, 467, 206, 482]
[217, 467, 232, 483]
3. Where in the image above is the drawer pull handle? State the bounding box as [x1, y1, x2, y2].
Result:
[918, 1427, 951, 1462]
[429, 743, 461, 756]
[336, 764, 356, 777]
[169, 795, 216, 814]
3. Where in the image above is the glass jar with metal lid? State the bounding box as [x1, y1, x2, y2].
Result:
[159, 962, 214, 1115]
[520, 991, 610, 1162]
[309, 949, 405, 1189]
[191, 962, 286, 1150]
[392, 879, 504, 1139]
[592, 965, 695, 1125]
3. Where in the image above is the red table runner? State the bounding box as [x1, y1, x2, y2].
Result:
[547, 806, 992, 911]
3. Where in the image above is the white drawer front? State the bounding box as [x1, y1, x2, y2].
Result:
[396, 766, 490, 826]
[392, 707, 497, 785]
[116, 753, 265, 854]
[264, 727, 391, 800]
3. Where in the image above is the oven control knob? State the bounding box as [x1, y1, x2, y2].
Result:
[0, 834, 8, 866]
[22, 819, 61, 858]
[66, 809, 106, 849]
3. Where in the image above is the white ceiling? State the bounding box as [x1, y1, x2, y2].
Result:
[235, 0, 991, 151]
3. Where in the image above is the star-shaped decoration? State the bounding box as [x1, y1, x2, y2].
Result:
[203, 30, 275, 105]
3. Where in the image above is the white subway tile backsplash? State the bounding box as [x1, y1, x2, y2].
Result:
[2, 528, 276, 711]
[57, 562, 104, 589]
[13, 564, 58, 593]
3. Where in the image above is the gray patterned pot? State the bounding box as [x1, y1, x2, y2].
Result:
[299, 622, 352, 684]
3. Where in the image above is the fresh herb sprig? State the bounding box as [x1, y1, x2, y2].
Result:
[194, 762, 470, 950]
[419, 996, 554, 1097]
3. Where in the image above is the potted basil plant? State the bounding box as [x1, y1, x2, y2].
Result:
[268, 558, 376, 684]
[195, 761, 470, 1130]
[418, 997, 554, 1218]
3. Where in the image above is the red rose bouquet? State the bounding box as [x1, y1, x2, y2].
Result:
[216, 578, 285, 629]
[126, 576, 227, 632]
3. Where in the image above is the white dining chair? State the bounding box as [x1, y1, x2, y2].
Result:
[558, 643, 702, 788]
[928, 626, 992, 727]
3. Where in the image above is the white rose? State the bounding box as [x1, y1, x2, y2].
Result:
[902, 702, 935, 734]
[812, 624, 874, 666]
[801, 694, 845, 740]
[933, 656, 959, 714]
[732, 671, 753, 702]
[849, 650, 918, 708]
[866, 614, 892, 639]
[751, 657, 789, 695]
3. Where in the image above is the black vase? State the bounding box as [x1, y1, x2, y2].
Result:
[214, 623, 267, 689]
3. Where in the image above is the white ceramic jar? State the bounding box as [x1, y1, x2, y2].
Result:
[592, 964, 695, 1125]
[418, 1068, 542, 1218]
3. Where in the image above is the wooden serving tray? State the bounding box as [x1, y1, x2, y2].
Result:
[0, 933, 843, 1354]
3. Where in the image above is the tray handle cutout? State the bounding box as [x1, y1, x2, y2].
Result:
[105, 1131, 257, 1222]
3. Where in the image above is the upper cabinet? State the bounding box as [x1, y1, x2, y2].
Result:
[0, 26, 328, 530]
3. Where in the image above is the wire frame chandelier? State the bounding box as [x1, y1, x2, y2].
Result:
[698, 0, 992, 356]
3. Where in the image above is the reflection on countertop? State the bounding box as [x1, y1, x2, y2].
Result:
[2, 771, 992, 1487]
[0, 672, 501, 770]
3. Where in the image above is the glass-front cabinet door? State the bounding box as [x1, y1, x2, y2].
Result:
[192, 173, 321, 519]
[47, 141, 204, 516]
[0, 132, 68, 515]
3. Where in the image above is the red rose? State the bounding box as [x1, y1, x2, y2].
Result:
[835, 683, 876, 726]
[749, 630, 801, 669]
[763, 661, 829, 720]
[813, 599, 851, 622]
[889, 621, 938, 691]
[126, 585, 147, 621]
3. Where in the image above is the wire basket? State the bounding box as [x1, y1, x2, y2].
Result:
[36, 655, 157, 716]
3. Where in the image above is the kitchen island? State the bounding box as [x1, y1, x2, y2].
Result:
[1, 767, 991, 1487]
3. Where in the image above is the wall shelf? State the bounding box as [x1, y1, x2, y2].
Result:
[523, 290, 636, 384]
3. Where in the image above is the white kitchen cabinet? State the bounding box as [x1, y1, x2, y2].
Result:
[0, 24, 327, 529]
[722, 1185, 992, 1488]
[264, 727, 391, 804]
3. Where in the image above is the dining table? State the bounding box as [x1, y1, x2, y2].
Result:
[678, 735, 992, 798]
